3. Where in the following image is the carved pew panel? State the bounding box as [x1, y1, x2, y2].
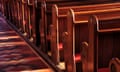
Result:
[40, 0, 92, 53]
[109, 58, 120, 72]
[63, 7, 120, 72]
[39, 0, 107, 59]
[51, 2, 120, 65]
[88, 15, 120, 72]
[16, 0, 23, 31]
[26, 0, 36, 43]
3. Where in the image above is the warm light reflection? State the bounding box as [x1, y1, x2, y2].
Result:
[74, 54, 81, 62]
[57, 62, 65, 70]
[0, 44, 17, 47]
[0, 31, 15, 34]
[0, 57, 40, 65]
[0, 42, 26, 46]
[0, 36, 20, 40]
[48, 51, 51, 56]
[20, 69, 53, 72]
[58, 43, 63, 50]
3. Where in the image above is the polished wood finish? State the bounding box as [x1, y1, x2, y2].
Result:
[40, 0, 112, 54]
[89, 15, 120, 72]
[51, 2, 120, 65]
[1, 0, 120, 72]
[63, 6, 120, 72]
[109, 58, 120, 72]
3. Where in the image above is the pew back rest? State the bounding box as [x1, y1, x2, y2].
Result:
[88, 15, 120, 69]
[66, 8, 120, 55]
[22, 0, 27, 3]
[27, 0, 34, 5]
[52, 3, 120, 42]
[63, 7, 120, 72]
[50, 2, 120, 66]
[109, 58, 120, 72]
[56, 2, 120, 15]
[73, 8, 120, 23]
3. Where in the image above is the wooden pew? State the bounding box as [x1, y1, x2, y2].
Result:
[3, 0, 9, 18]
[17, 0, 113, 52]
[2, 0, 9, 17]
[9, 0, 18, 27]
[0, 0, 5, 15]
[8, 0, 25, 33]
[0, 1, 64, 72]
[6, 0, 28, 38]
[89, 15, 120, 72]
[0, 0, 120, 71]
[39, 0, 81, 55]
[39, 0, 88, 53]
[13, 0, 35, 44]
[63, 7, 120, 72]
[13, 0, 20, 28]
[0, 1, 1, 12]
[4, 0, 31, 42]
[20, 0, 29, 37]
[50, 2, 120, 65]
[0, 0, 2, 13]
[9, 0, 24, 34]
[39, 0, 111, 53]
[16, 0, 23, 31]
[109, 58, 120, 72]
[7, 0, 39, 45]
[0, 0, 24, 34]
[6, 0, 12, 22]
[26, 0, 37, 43]
[11, 0, 16, 24]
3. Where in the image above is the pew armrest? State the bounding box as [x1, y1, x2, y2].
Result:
[109, 58, 120, 72]
[81, 41, 88, 60]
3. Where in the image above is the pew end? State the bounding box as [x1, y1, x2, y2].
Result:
[109, 58, 120, 72]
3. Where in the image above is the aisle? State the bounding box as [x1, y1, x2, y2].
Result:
[0, 14, 51, 72]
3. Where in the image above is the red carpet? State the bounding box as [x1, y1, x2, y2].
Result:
[98, 68, 110, 72]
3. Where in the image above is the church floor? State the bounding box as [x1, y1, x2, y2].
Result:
[0, 14, 52, 72]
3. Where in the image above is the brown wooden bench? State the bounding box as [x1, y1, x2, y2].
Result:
[39, 0, 83, 55]
[50, 2, 120, 65]
[0, 0, 3, 13]
[4, 0, 10, 20]
[12, 0, 39, 45]
[8, 0, 37, 45]
[1, 0, 23, 33]
[26, 0, 36, 43]
[1, 0, 120, 72]
[21, 0, 30, 37]
[39, 0, 111, 53]
[63, 7, 120, 72]
[13, 0, 19, 27]
[109, 58, 120, 72]
[16, 0, 23, 32]
[39, 0, 93, 53]
[88, 15, 120, 72]
[1, 0, 7, 17]
[8, 0, 19, 28]
[8, 0, 28, 36]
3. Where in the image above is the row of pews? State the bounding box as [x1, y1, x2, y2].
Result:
[0, 0, 120, 72]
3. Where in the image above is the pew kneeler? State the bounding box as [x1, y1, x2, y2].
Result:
[109, 58, 120, 72]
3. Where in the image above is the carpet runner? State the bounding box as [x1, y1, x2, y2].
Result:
[0, 14, 50, 71]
